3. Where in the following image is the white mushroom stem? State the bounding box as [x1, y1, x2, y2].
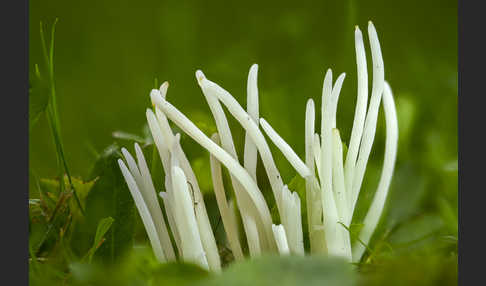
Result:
[344, 26, 369, 209]
[159, 191, 182, 256]
[171, 166, 209, 269]
[331, 130, 350, 226]
[350, 21, 385, 214]
[151, 92, 276, 250]
[280, 185, 304, 255]
[314, 133, 322, 178]
[305, 99, 320, 251]
[149, 88, 221, 270]
[197, 70, 266, 253]
[244, 64, 260, 181]
[259, 118, 311, 178]
[320, 69, 340, 256]
[272, 224, 290, 255]
[170, 134, 221, 272]
[331, 129, 352, 261]
[209, 134, 244, 260]
[133, 143, 176, 260]
[118, 159, 166, 263]
[146, 109, 171, 173]
[159, 81, 169, 98]
[330, 73, 346, 129]
[352, 81, 398, 262]
[198, 76, 285, 217]
[242, 213, 262, 257]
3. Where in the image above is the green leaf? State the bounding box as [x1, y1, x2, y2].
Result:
[200, 255, 356, 286]
[40, 176, 97, 219]
[93, 217, 115, 249]
[78, 144, 135, 264]
[87, 217, 115, 263]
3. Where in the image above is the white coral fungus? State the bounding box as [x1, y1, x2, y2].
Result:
[118, 21, 398, 269]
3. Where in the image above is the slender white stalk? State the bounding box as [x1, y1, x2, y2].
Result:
[209, 134, 244, 261]
[352, 81, 398, 262]
[159, 81, 169, 98]
[170, 134, 221, 272]
[134, 143, 176, 260]
[198, 76, 285, 215]
[227, 198, 240, 248]
[121, 148, 143, 187]
[272, 224, 290, 255]
[331, 130, 349, 225]
[152, 89, 220, 269]
[320, 69, 340, 255]
[279, 186, 294, 254]
[118, 159, 166, 263]
[197, 70, 265, 254]
[171, 165, 209, 269]
[146, 109, 171, 174]
[259, 118, 310, 178]
[294, 191, 304, 252]
[196, 70, 238, 159]
[311, 131, 326, 253]
[159, 191, 182, 256]
[350, 21, 385, 213]
[330, 73, 346, 129]
[305, 98, 324, 252]
[242, 213, 261, 257]
[244, 64, 260, 181]
[331, 129, 352, 261]
[151, 93, 276, 250]
[155, 106, 175, 148]
[344, 26, 369, 210]
[288, 189, 304, 255]
[314, 133, 322, 179]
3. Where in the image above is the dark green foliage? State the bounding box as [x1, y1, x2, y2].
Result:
[201, 255, 356, 286]
[81, 144, 135, 263]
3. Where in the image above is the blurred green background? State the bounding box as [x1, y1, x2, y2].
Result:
[29, 0, 457, 284]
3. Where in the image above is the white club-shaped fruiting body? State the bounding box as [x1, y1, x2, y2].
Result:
[118, 21, 398, 269]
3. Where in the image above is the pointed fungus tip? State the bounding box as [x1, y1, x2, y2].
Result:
[196, 70, 206, 83]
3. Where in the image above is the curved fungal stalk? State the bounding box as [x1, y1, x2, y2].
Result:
[272, 224, 290, 255]
[197, 69, 266, 254]
[209, 134, 244, 260]
[171, 165, 209, 269]
[119, 146, 175, 261]
[151, 92, 276, 250]
[344, 26, 369, 209]
[118, 21, 398, 270]
[118, 159, 167, 263]
[259, 118, 310, 178]
[352, 81, 398, 262]
[244, 64, 260, 181]
[197, 76, 286, 212]
[170, 134, 221, 272]
[350, 21, 386, 214]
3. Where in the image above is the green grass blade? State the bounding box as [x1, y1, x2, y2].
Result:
[39, 19, 84, 215]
